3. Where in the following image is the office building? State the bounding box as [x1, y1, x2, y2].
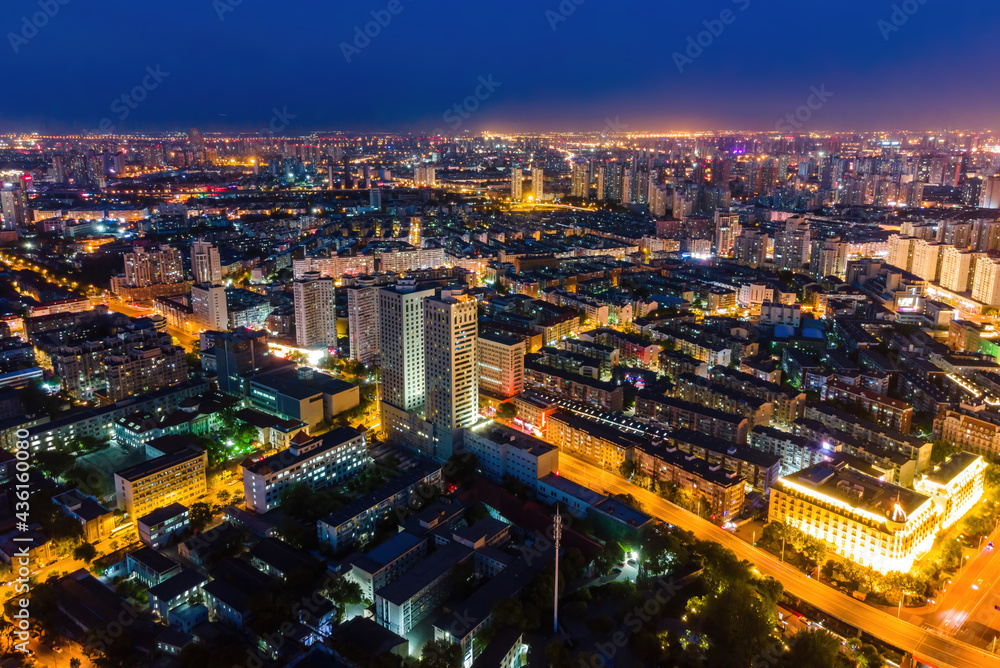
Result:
[211, 328, 272, 395]
[190, 240, 222, 285]
[248, 367, 359, 432]
[114, 445, 208, 520]
[191, 283, 228, 331]
[463, 422, 558, 489]
[477, 333, 524, 399]
[242, 427, 368, 514]
[770, 453, 985, 574]
[294, 271, 336, 348]
[347, 279, 381, 365]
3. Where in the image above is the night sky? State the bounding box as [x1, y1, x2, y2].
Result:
[5, 0, 1000, 133]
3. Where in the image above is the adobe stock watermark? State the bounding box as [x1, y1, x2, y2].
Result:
[601, 116, 628, 140]
[94, 65, 171, 134]
[545, 0, 586, 31]
[431, 75, 503, 135]
[213, 0, 243, 21]
[260, 106, 297, 136]
[579, 576, 682, 667]
[774, 85, 833, 133]
[340, 0, 409, 64]
[878, 0, 930, 41]
[673, 0, 751, 74]
[8, 0, 72, 54]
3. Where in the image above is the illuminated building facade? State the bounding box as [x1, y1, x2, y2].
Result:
[770, 453, 986, 573]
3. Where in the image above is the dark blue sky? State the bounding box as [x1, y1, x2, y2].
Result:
[5, 0, 999, 133]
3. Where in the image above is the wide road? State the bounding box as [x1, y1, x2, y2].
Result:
[105, 296, 199, 350]
[930, 527, 1000, 647]
[556, 453, 1000, 668]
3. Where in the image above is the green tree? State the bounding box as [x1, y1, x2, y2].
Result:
[420, 639, 462, 668]
[782, 629, 841, 668]
[495, 402, 517, 421]
[189, 502, 214, 532]
[73, 542, 97, 564]
[702, 581, 777, 666]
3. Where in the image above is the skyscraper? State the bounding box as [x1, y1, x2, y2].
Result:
[0, 188, 26, 230]
[773, 217, 811, 272]
[510, 165, 522, 201]
[571, 162, 588, 198]
[939, 246, 976, 293]
[532, 167, 544, 201]
[347, 279, 380, 365]
[378, 279, 435, 413]
[294, 271, 337, 348]
[980, 175, 1000, 209]
[423, 289, 478, 458]
[191, 240, 222, 285]
[343, 156, 353, 189]
[713, 211, 741, 258]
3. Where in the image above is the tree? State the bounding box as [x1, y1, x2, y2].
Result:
[781, 629, 841, 668]
[931, 440, 957, 463]
[495, 402, 516, 421]
[70, 659, 82, 668]
[73, 542, 97, 564]
[34, 450, 75, 478]
[702, 581, 777, 666]
[619, 459, 638, 480]
[216, 490, 231, 507]
[420, 639, 462, 668]
[189, 502, 214, 532]
[324, 575, 364, 621]
[545, 641, 570, 668]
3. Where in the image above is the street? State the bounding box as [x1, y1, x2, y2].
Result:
[556, 453, 1000, 668]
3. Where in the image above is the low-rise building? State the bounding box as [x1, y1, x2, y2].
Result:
[463, 422, 559, 490]
[769, 462, 939, 573]
[114, 445, 207, 520]
[241, 427, 368, 514]
[137, 503, 190, 548]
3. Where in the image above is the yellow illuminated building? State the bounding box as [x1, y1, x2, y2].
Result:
[768, 455, 984, 574]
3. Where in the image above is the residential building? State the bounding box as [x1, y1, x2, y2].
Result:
[347, 279, 381, 365]
[190, 240, 222, 284]
[477, 333, 525, 399]
[191, 283, 228, 331]
[294, 271, 337, 348]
